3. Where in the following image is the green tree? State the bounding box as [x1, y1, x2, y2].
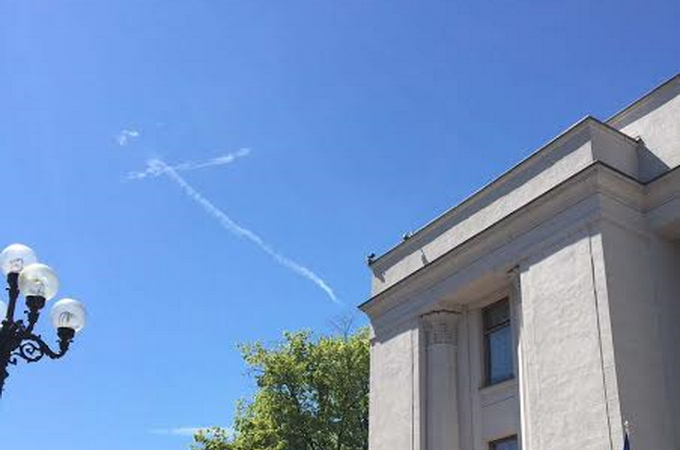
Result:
[192, 327, 370, 450]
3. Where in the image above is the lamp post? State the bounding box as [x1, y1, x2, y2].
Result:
[0, 244, 87, 396]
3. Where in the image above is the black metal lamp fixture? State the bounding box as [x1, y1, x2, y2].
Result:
[0, 244, 87, 396]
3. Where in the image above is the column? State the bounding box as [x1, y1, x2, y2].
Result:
[509, 266, 528, 450]
[422, 310, 461, 450]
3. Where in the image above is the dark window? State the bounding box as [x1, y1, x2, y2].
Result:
[490, 435, 519, 450]
[483, 299, 514, 385]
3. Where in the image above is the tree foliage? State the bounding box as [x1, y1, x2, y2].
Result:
[193, 327, 370, 450]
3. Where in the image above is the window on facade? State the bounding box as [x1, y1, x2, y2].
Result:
[483, 298, 514, 385]
[489, 435, 518, 450]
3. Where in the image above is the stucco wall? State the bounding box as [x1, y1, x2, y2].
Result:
[520, 230, 616, 450]
[610, 77, 680, 182]
[648, 238, 680, 448]
[369, 322, 420, 450]
[599, 221, 674, 450]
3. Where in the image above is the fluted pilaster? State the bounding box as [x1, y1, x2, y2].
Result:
[422, 311, 461, 450]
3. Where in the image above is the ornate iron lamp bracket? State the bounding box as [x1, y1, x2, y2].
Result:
[0, 274, 76, 395]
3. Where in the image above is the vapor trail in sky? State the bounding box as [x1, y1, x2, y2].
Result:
[147, 158, 339, 304]
[128, 149, 251, 180]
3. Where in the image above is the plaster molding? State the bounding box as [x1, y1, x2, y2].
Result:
[370, 200, 603, 331]
[645, 165, 680, 210]
[363, 164, 603, 318]
[371, 200, 651, 334]
[361, 163, 661, 322]
[597, 170, 645, 211]
[366, 170, 680, 338]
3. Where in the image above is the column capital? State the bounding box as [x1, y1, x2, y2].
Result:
[421, 310, 460, 346]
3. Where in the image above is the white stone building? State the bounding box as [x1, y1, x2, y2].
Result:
[360, 74, 680, 450]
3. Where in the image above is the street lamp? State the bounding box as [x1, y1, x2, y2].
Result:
[0, 243, 87, 396]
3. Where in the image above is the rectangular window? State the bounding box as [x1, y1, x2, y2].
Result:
[483, 298, 514, 385]
[490, 435, 518, 450]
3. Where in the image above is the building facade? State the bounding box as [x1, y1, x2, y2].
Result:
[360, 75, 680, 450]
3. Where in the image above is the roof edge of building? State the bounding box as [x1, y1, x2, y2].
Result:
[368, 74, 678, 272]
[606, 73, 679, 127]
[360, 160, 650, 313]
[369, 117, 635, 270]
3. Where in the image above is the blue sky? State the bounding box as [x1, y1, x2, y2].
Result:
[0, 1, 677, 449]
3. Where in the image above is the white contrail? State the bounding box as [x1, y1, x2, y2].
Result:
[128, 149, 251, 180]
[148, 158, 339, 304]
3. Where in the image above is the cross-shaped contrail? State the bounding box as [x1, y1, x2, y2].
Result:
[127, 149, 250, 180]
[139, 157, 339, 304]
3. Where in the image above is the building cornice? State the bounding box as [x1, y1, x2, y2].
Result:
[643, 165, 680, 238]
[368, 118, 638, 272]
[606, 73, 680, 128]
[360, 162, 646, 322]
[644, 165, 680, 210]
